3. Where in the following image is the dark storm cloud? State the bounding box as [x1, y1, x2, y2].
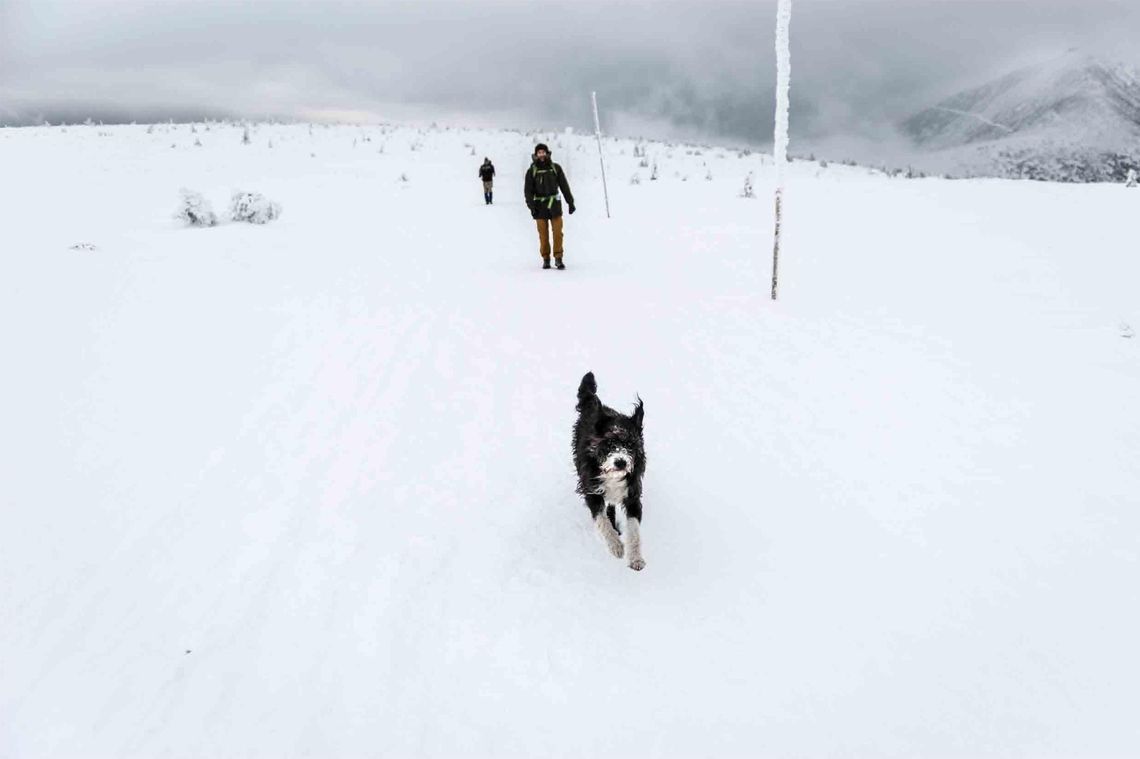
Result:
[3, 0, 1138, 150]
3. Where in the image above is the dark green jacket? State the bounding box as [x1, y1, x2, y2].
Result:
[524, 159, 574, 219]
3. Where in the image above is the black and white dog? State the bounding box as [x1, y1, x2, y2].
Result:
[573, 372, 647, 571]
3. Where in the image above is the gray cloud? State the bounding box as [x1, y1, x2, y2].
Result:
[3, 0, 1138, 157]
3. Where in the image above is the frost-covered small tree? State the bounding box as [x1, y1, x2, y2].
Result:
[175, 189, 218, 227]
[740, 172, 755, 198]
[705, 167, 714, 181]
[630, 173, 641, 185]
[1126, 168, 1138, 187]
[650, 162, 659, 181]
[230, 192, 282, 224]
[242, 127, 251, 145]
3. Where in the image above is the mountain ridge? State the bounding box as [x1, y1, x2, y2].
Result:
[901, 53, 1140, 181]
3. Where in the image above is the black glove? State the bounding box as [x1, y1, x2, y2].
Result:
[568, 203, 576, 215]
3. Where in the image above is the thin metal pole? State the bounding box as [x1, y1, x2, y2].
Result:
[591, 91, 612, 219]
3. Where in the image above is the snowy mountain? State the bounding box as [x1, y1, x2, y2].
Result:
[2, 121, 1139, 757]
[902, 53, 1140, 181]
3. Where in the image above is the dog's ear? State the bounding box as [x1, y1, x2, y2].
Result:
[578, 372, 597, 399]
[632, 396, 644, 430]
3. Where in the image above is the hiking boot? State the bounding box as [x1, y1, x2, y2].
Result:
[555, 260, 566, 270]
[542, 258, 552, 269]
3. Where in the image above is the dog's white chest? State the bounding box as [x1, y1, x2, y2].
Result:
[601, 476, 629, 507]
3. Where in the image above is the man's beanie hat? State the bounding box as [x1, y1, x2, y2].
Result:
[534, 143, 550, 154]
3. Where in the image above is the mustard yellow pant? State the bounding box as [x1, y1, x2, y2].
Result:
[535, 217, 564, 260]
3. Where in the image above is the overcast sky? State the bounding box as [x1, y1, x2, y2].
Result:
[3, 0, 1138, 149]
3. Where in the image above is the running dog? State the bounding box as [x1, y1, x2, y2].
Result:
[572, 372, 647, 571]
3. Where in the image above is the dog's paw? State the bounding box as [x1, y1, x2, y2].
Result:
[628, 557, 646, 571]
[605, 536, 625, 558]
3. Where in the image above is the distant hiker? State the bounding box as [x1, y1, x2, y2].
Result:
[524, 143, 575, 270]
[479, 158, 496, 204]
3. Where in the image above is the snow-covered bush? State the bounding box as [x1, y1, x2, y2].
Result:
[650, 162, 659, 181]
[630, 173, 641, 185]
[1126, 169, 1138, 188]
[740, 172, 755, 199]
[175, 189, 218, 227]
[230, 192, 282, 224]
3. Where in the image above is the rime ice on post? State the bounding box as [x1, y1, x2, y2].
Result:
[771, 0, 792, 300]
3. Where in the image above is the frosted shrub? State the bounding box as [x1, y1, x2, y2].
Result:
[650, 162, 659, 181]
[1126, 169, 1138, 188]
[740, 172, 755, 199]
[630, 173, 641, 185]
[230, 192, 282, 224]
[175, 189, 218, 227]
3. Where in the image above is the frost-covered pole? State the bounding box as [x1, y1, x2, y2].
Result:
[592, 91, 612, 219]
[771, 0, 792, 300]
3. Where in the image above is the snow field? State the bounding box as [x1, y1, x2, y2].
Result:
[1, 122, 1138, 757]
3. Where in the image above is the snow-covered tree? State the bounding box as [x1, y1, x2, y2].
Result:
[230, 191, 282, 224]
[740, 172, 755, 198]
[175, 189, 217, 227]
[1126, 169, 1138, 187]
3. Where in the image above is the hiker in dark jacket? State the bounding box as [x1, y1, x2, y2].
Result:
[524, 143, 575, 270]
[479, 158, 496, 204]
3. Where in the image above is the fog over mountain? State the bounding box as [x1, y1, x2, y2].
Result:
[896, 52, 1140, 180]
[3, 0, 1139, 162]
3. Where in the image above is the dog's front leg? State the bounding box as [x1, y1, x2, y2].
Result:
[624, 517, 646, 571]
[623, 498, 646, 571]
[587, 494, 624, 558]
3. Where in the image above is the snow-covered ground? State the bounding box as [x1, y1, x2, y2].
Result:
[2, 122, 1138, 758]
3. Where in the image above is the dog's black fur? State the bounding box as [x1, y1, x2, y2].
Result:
[573, 372, 646, 567]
